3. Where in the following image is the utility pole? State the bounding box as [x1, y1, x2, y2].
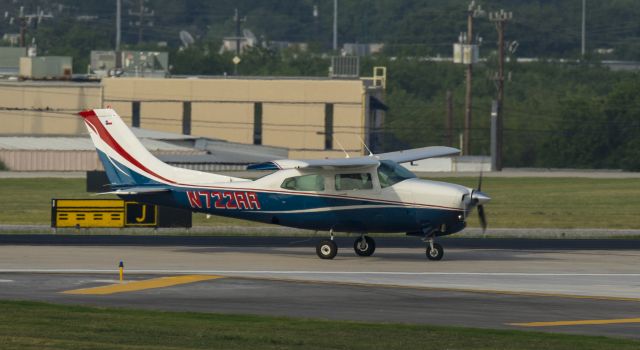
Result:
[490, 100, 498, 171]
[129, 0, 154, 45]
[462, 1, 484, 155]
[453, 2, 484, 155]
[489, 9, 513, 171]
[116, 0, 121, 52]
[333, 0, 338, 51]
[445, 90, 453, 147]
[463, 6, 473, 155]
[231, 8, 246, 76]
[233, 8, 246, 56]
[6, 6, 51, 48]
[115, 0, 122, 69]
[313, 4, 319, 47]
[137, 0, 143, 44]
[19, 6, 26, 47]
[581, 0, 586, 56]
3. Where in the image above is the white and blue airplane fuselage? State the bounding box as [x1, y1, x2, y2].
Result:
[80, 108, 490, 260]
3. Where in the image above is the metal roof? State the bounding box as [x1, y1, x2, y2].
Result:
[131, 127, 199, 141]
[0, 136, 198, 153]
[130, 127, 288, 163]
[0, 126, 287, 163]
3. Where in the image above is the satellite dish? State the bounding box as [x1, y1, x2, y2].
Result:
[179, 30, 195, 48]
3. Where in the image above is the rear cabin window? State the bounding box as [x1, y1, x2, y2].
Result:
[335, 173, 373, 191]
[280, 174, 325, 191]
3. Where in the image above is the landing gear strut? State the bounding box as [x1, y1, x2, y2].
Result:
[353, 235, 375, 257]
[316, 229, 338, 259]
[422, 228, 444, 261]
[426, 241, 444, 261]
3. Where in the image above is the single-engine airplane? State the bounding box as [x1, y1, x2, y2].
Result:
[79, 108, 490, 260]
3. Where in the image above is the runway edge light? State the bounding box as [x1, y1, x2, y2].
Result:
[119, 260, 124, 282]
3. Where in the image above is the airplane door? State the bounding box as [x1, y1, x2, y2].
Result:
[332, 172, 382, 231]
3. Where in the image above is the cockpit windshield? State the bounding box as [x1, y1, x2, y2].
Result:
[377, 160, 416, 188]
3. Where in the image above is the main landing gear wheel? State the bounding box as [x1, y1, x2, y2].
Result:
[426, 242, 444, 261]
[353, 236, 376, 257]
[316, 239, 338, 260]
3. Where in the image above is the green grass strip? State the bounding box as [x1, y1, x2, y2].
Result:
[0, 300, 638, 350]
[2, 177, 640, 229]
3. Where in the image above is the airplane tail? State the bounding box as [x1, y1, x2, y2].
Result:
[79, 108, 246, 191]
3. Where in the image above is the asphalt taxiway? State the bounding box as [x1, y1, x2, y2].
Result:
[0, 237, 639, 339]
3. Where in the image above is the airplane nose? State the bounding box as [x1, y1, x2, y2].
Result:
[471, 190, 491, 205]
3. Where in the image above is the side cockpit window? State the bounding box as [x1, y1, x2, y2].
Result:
[335, 173, 373, 191]
[280, 174, 325, 191]
[377, 160, 416, 188]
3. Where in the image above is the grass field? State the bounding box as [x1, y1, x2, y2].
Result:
[435, 177, 640, 229]
[0, 178, 257, 228]
[0, 300, 638, 350]
[1, 177, 640, 229]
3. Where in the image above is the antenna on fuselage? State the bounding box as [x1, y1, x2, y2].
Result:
[335, 138, 350, 158]
[357, 135, 374, 156]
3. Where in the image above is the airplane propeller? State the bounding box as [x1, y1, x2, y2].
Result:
[477, 200, 487, 232]
[468, 170, 490, 233]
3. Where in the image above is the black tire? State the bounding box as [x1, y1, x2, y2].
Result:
[426, 243, 444, 261]
[353, 236, 376, 257]
[316, 239, 338, 259]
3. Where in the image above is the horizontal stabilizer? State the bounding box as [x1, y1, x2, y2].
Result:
[95, 186, 172, 195]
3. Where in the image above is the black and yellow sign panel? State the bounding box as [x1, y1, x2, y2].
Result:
[124, 202, 157, 226]
[52, 199, 157, 228]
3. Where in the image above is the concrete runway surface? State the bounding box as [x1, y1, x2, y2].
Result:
[0, 238, 639, 339]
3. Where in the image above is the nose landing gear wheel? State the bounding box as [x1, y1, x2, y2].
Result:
[316, 239, 338, 259]
[353, 236, 376, 257]
[426, 242, 444, 261]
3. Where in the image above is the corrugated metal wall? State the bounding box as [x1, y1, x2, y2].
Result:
[0, 150, 205, 171]
[0, 150, 103, 171]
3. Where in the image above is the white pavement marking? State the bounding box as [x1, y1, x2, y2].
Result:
[1, 269, 640, 277]
[88, 279, 125, 283]
[0, 279, 14, 282]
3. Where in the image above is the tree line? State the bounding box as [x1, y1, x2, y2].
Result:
[2, 0, 640, 170]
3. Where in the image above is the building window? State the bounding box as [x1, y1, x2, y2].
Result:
[335, 173, 373, 191]
[254, 102, 262, 145]
[325, 103, 333, 150]
[132, 101, 140, 127]
[182, 101, 191, 135]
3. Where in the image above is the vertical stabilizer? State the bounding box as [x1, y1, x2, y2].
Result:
[79, 108, 247, 188]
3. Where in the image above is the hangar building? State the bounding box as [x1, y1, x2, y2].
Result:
[0, 72, 386, 160]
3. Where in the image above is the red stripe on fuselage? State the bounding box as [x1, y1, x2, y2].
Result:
[78, 110, 463, 212]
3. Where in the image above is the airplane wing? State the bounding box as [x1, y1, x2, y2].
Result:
[247, 146, 460, 170]
[376, 146, 460, 164]
[247, 157, 379, 170]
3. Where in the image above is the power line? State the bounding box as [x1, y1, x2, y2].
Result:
[128, 0, 154, 44]
[6, 107, 640, 135]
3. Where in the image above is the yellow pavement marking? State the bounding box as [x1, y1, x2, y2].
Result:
[62, 275, 223, 295]
[509, 318, 640, 327]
